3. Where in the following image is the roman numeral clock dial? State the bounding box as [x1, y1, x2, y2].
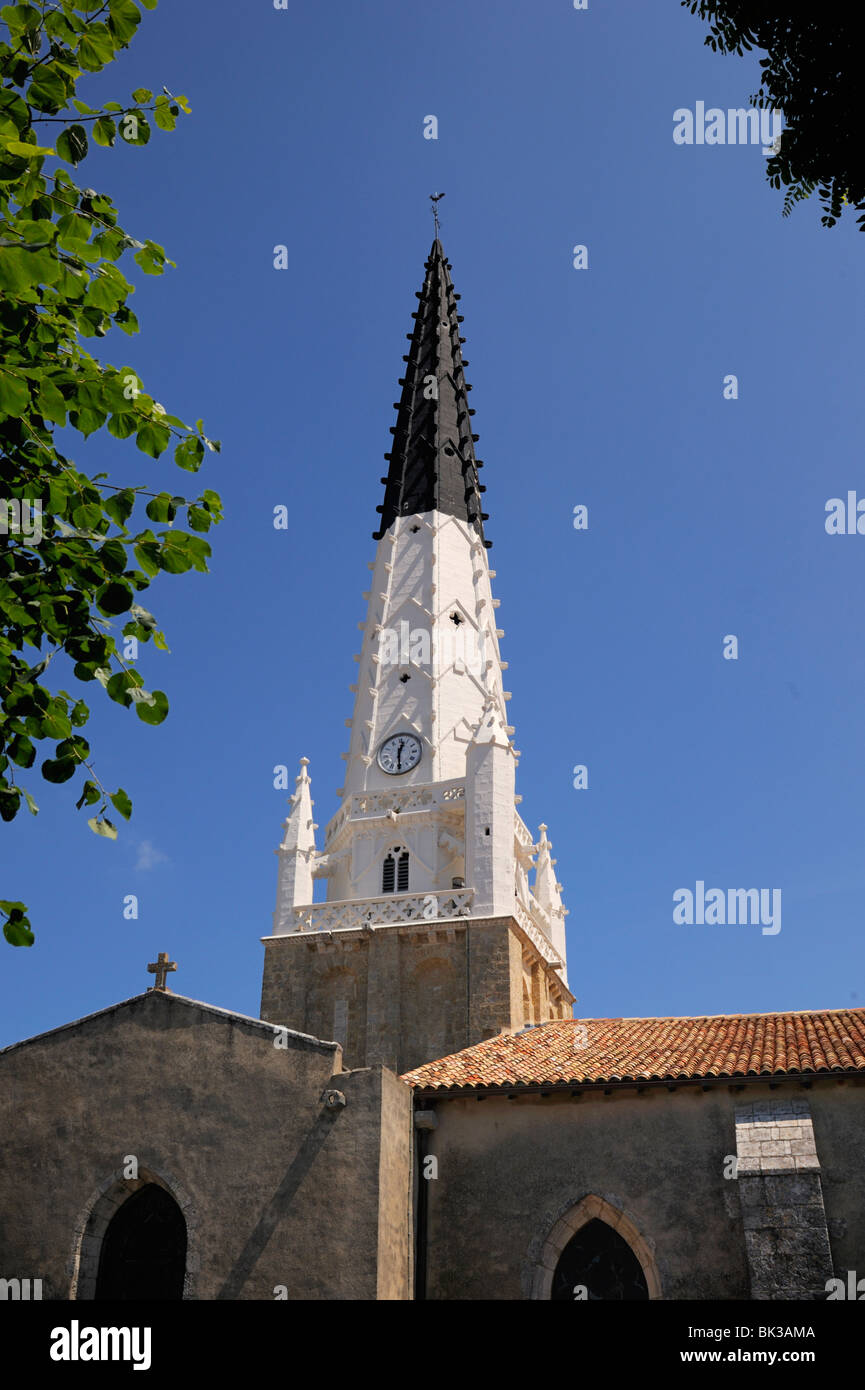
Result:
[377, 733, 422, 775]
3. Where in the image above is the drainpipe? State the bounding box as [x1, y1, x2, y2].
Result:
[413, 1108, 438, 1300]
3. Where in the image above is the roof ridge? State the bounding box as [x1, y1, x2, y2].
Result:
[0, 990, 340, 1055]
[402, 1006, 865, 1089]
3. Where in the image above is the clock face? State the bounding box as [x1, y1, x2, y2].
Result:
[377, 733, 422, 775]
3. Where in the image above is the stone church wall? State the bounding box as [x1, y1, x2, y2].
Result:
[0, 992, 412, 1300]
[418, 1078, 865, 1300]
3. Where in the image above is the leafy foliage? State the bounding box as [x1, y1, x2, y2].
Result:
[0, 1, 222, 946]
[682, 5, 865, 231]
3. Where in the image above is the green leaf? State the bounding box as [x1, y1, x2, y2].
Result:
[70, 700, 90, 728]
[136, 420, 170, 458]
[110, 787, 132, 820]
[0, 247, 32, 294]
[145, 492, 176, 523]
[119, 110, 150, 146]
[5, 139, 55, 158]
[75, 780, 101, 809]
[88, 815, 118, 839]
[105, 488, 136, 525]
[56, 124, 89, 166]
[174, 436, 204, 472]
[38, 379, 67, 426]
[106, 669, 142, 705]
[0, 90, 30, 133]
[131, 86, 152, 104]
[109, 0, 141, 43]
[41, 757, 77, 784]
[0, 369, 30, 415]
[96, 580, 133, 616]
[85, 271, 124, 312]
[2, 908, 34, 947]
[133, 538, 160, 576]
[8, 733, 36, 768]
[100, 538, 128, 573]
[79, 24, 116, 72]
[42, 705, 71, 739]
[113, 305, 139, 335]
[135, 689, 168, 725]
[22, 789, 39, 816]
[107, 412, 138, 440]
[92, 116, 116, 147]
[153, 96, 176, 133]
[29, 65, 69, 113]
[134, 238, 164, 274]
[69, 405, 106, 437]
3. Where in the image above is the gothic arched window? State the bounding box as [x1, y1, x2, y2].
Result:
[95, 1184, 187, 1300]
[551, 1218, 649, 1301]
[382, 847, 409, 894]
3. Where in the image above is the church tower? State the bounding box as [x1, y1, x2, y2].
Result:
[261, 238, 574, 1072]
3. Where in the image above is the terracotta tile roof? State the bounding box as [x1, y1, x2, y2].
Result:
[401, 1009, 865, 1091]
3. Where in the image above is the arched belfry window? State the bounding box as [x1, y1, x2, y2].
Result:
[382, 846, 409, 894]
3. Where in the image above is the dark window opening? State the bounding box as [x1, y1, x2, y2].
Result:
[382, 854, 396, 894]
[450, 612, 463, 626]
[95, 1185, 186, 1301]
[397, 851, 409, 893]
[399, 673, 410, 684]
[551, 1219, 649, 1301]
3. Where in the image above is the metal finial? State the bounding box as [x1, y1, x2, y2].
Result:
[430, 191, 445, 238]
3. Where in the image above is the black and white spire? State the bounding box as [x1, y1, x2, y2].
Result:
[375, 239, 489, 545]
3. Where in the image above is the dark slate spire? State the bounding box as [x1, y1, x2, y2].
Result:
[374, 240, 490, 546]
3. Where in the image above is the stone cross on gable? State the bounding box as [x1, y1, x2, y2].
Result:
[147, 952, 177, 992]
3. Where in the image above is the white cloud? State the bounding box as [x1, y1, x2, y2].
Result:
[136, 840, 169, 872]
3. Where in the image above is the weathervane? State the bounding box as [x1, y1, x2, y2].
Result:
[430, 191, 445, 238]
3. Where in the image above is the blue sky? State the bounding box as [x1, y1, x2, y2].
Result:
[2, 0, 863, 1048]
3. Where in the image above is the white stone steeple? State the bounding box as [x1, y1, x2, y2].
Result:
[269, 237, 570, 1004]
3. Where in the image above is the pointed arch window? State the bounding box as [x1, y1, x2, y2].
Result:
[382, 847, 409, 894]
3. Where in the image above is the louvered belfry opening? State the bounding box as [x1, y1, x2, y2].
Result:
[382, 853, 396, 894]
[382, 847, 409, 894]
[374, 239, 490, 547]
[397, 850, 409, 893]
